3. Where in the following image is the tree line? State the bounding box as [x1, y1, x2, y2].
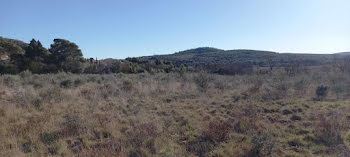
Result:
[0, 38, 187, 74]
[0, 39, 85, 74]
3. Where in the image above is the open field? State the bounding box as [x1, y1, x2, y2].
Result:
[0, 68, 350, 157]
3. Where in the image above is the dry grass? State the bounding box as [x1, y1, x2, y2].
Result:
[0, 68, 350, 156]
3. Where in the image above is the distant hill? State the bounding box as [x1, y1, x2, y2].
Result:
[1, 36, 349, 71]
[136, 47, 343, 67]
[336, 52, 350, 56]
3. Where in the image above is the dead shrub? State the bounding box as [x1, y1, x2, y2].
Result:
[315, 112, 344, 146]
[193, 72, 211, 92]
[122, 80, 133, 91]
[127, 122, 158, 148]
[202, 120, 231, 143]
[234, 104, 259, 134]
[61, 113, 86, 136]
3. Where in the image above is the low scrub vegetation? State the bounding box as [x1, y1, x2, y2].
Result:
[0, 66, 350, 156]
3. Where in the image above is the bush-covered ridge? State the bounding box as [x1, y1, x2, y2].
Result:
[1, 36, 349, 75]
[0, 37, 185, 74]
[140, 47, 347, 67]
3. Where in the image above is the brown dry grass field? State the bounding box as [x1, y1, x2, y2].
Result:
[1, 67, 350, 157]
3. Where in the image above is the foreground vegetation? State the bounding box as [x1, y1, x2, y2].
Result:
[0, 66, 350, 157]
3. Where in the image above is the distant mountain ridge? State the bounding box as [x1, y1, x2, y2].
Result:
[137, 47, 346, 67]
[1, 36, 349, 68]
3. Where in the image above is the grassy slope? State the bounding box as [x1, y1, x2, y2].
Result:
[0, 68, 350, 156]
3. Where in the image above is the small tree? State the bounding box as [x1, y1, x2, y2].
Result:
[315, 85, 328, 101]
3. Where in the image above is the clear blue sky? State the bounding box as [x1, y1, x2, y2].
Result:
[1, 0, 349, 59]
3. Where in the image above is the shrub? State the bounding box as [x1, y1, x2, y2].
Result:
[122, 80, 133, 91]
[48, 144, 59, 155]
[128, 149, 146, 157]
[214, 80, 226, 90]
[39, 87, 63, 103]
[250, 133, 275, 157]
[194, 72, 210, 92]
[315, 85, 328, 101]
[31, 97, 42, 110]
[21, 139, 33, 153]
[315, 113, 343, 146]
[40, 132, 59, 145]
[60, 79, 73, 88]
[293, 77, 307, 95]
[61, 113, 85, 136]
[186, 136, 214, 157]
[144, 138, 156, 154]
[2, 75, 20, 87]
[19, 70, 32, 79]
[202, 120, 231, 143]
[127, 122, 158, 147]
[234, 119, 253, 134]
[74, 78, 84, 87]
[288, 138, 304, 148]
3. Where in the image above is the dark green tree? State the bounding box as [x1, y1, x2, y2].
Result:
[24, 39, 51, 73]
[49, 39, 85, 73]
[25, 39, 50, 61]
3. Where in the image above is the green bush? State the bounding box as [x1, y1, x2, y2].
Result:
[315, 85, 328, 101]
[40, 132, 59, 145]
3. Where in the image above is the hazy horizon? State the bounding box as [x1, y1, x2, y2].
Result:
[1, 0, 350, 59]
